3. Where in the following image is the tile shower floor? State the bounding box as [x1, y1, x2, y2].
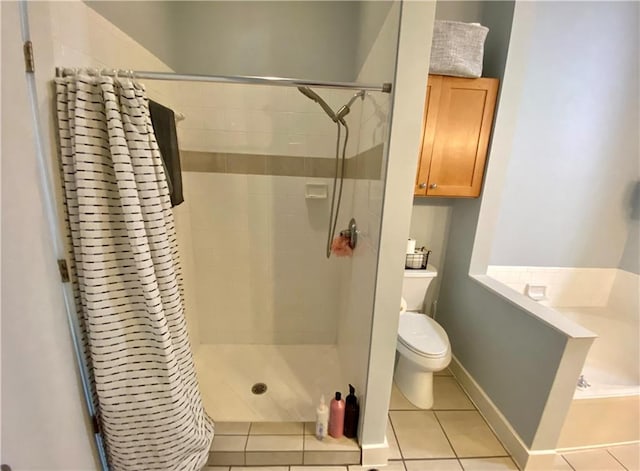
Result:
[195, 344, 347, 422]
[204, 369, 640, 470]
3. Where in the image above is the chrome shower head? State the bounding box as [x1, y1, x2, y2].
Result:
[335, 90, 365, 123]
[297, 86, 339, 123]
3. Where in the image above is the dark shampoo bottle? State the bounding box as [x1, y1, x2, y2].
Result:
[343, 384, 360, 438]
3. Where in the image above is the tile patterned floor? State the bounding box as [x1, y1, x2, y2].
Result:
[205, 369, 640, 470]
[386, 370, 517, 470]
[208, 420, 360, 467]
[563, 444, 640, 471]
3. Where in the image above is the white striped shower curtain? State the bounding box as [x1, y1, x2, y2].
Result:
[55, 73, 214, 470]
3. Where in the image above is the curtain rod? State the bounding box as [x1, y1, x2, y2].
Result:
[55, 68, 392, 93]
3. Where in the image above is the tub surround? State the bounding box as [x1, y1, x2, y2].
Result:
[486, 266, 621, 308]
[487, 266, 639, 395]
[558, 394, 640, 449]
[485, 266, 639, 450]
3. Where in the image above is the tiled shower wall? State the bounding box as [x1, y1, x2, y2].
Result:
[174, 83, 360, 158]
[168, 80, 391, 345]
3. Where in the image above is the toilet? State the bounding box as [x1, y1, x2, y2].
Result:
[394, 265, 451, 409]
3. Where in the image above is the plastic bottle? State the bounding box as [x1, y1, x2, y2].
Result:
[343, 384, 359, 438]
[315, 395, 329, 440]
[329, 391, 345, 438]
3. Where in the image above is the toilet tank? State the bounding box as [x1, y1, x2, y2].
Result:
[402, 265, 437, 312]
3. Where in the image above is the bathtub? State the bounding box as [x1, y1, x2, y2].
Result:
[487, 265, 640, 448]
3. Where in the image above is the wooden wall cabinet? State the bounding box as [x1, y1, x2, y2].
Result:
[414, 75, 499, 197]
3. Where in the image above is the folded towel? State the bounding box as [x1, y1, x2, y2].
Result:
[149, 100, 184, 207]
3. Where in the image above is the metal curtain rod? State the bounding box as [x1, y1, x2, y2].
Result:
[55, 67, 392, 93]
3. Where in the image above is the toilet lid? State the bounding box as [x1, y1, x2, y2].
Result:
[398, 312, 449, 358]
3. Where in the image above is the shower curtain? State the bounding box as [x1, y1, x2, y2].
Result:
[55, 73, 214, 470]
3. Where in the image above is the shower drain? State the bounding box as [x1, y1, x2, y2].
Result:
[251, 382, 268, 395]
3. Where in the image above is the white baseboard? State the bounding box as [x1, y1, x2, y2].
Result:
[450, 356, 558, 470]
[361, 439, 389, 467]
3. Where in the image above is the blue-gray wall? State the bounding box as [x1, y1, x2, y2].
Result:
[439, 0, 638, 449]
[489, 1, 640, 273]
[439, 200, 569, 447]
[619, 181, 640, 273]
[85, 1, 392, 82]
[438, 0, 572, 448]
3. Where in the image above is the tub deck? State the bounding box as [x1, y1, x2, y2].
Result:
[556, 306, 639, 397]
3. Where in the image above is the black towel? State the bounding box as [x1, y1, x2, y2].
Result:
[149, 100, 184, 207]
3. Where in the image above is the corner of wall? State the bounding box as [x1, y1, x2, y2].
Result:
[361, 0, 437, 449]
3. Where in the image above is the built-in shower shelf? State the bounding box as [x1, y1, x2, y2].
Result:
[207, 421, 360, 467]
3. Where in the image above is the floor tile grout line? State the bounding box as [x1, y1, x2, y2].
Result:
[454, 405, 511, 458]
[454, 454, 512, 460]
[244, 423, 251, 464]
[432, 410, 459, 459]
[448, 371, 479, 411]
[606, 448, 630, 470]
[400, 456, 510, 461]
[389, 408, 477, 412]
[245, 422, 252, 453]
[387, 412, 406, 461]
[561, 454, 577, 471]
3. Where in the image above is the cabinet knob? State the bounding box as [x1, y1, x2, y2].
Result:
[419, 182, 427, 189]
[430, 183, 438, 189]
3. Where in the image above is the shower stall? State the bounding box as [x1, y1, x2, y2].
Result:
[5, 0, 439, 468]
[37, 0, 402, 430]
[166, 79, 394, 422]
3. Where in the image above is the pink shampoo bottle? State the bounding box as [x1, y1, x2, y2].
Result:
[328, 391, 345, 438]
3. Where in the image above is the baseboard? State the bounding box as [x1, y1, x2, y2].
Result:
[361, 439, 389, 467]
[450, 356, 558, 470]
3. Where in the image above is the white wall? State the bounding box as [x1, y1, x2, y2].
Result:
[360, 1, 437, 461]
[1, 2, 203, 467]
[1, 2, 96, 468]
[490, 1, 639, 272]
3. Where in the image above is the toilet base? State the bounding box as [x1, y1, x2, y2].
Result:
[394, 355, 435, 409]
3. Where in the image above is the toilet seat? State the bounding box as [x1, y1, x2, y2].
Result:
[398, 312, 449, 359]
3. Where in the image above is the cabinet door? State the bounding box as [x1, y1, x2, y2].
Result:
[414, 75, 443, 196]
[426, 76, 498, 197]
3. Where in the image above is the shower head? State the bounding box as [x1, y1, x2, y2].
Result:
[297, 86, 339, 123]
[335, 90, 365, 123]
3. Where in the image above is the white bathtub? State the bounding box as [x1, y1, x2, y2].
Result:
[557, 305, 639, 398]
[487, 265, 640, 448]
